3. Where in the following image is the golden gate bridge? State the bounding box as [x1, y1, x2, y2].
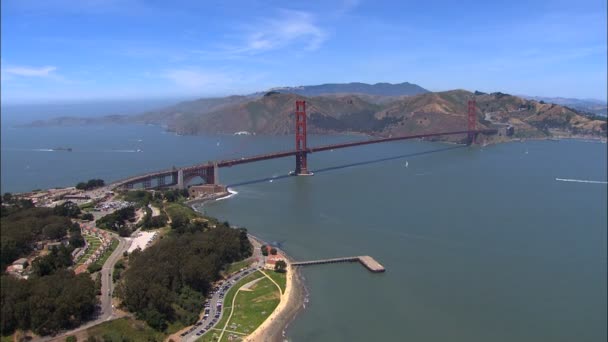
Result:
[114, 99, 497, 190]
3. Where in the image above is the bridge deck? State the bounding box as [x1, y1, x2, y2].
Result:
[291, 255, 385, 272]
[112, 128, 497, 189]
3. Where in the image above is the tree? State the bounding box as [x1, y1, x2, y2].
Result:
[42, 222, 68, 240]
[69, 231, 85, 248]
[66, 336, 77, 342]
[261, 245, 268, 256]
[274, 260, 287, 273]
[54, 201, 81, 218]
[3, 192, 13, 203]
[269, 247, 277, 255]
[81, 213, 94, 221]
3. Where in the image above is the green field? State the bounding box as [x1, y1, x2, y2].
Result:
[165, 202, 199, 221]
[84, 317, 165, 341]
[263, 270, 287, 294]
[198, 271, 284, 342]
[90, 238, 119, 269]
[223, 259, 252, 276]
[1, 334, 13, 342]
[197, 271, 264, 342]
[79, 201, 95, 210]
[221, 277, 281, 339]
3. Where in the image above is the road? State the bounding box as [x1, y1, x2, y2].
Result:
[181, 238, 266, 341]
[99, 234, 130, 321]
[35, 211, 132, 342]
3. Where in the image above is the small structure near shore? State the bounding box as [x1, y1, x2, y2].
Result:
[188, 184, 227, 197]
[292, 255, 385, 273]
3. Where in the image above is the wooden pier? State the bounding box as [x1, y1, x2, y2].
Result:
[291, 255, 385, 273]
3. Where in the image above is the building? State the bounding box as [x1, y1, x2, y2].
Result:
[188, 184, 227, 197]
[264, 255, 284, 270]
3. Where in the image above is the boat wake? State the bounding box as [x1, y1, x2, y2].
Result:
[555, 178, 608, 185]
[215, 188, 239, 201]
[2, 148, 56, 152]
[104, 149, 138, 153]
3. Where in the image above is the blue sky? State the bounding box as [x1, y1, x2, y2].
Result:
[1, 0, 606, 104]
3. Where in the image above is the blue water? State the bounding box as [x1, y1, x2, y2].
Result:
[1, 122, 606, 341]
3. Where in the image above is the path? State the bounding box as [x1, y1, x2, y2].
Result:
[37, 233, 130, 342]
[217, 275, 264, 341]
[259, 269, 283, 296]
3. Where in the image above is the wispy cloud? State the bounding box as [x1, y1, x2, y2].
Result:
[244, 10, 326, 53]
[2, 65, 57, 77]
[193, 9, 327, 59]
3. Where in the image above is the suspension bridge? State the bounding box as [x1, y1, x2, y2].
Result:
[113, 100, 497, 190]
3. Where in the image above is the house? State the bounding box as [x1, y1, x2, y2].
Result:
[264, 255, 284, 270]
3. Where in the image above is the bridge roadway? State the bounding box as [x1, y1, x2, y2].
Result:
[112, 129, 496, 189]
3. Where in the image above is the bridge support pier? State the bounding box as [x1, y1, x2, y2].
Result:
[295, 151, 310, 175]
[177, 169, 184, 189]
[213, 163, 219, 185]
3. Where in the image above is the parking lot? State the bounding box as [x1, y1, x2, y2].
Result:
[181, 266, 260, 341]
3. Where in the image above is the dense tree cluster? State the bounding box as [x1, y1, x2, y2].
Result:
[75, 179, 105, 191]
[0, 270, 98, 336]
[30, 245, 73, 277]
[1, 205, 77, 270]
[96, 207, 136, 236]
[141, 206, 168, 230]
[117, 224, 252, 330]
[53, 201, 81, 218]
[159, 189, 189, 202]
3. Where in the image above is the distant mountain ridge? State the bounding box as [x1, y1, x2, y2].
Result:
[520, 95, 607, 116]
[265, 82, 430, 97]
[24, 83, 607, 144]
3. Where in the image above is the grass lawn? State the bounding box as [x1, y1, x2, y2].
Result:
[76, 234, 102, 265]
[263, 270, 287, 294]
[90, 238, 119, 269]
[220, 277, 281, 339]
[79, 202, 95, 210]
[85, 317, 165, 342]
[164, 202, 199, 221]
[197, 272, 264, 342]
[1, 334, 13, 342]
[223, 259, 253, 276]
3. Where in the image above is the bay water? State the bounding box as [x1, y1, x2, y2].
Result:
[1, 122, 606, 341]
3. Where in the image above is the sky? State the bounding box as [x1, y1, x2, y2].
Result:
[1, 0, 606, 104]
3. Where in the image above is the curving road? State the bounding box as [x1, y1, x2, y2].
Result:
[36, 227, 131, 341]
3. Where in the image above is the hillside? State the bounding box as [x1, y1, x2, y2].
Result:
[23, 88, 607, 144]
[520, 95, 607, 116]
[145, 90, 606, 144]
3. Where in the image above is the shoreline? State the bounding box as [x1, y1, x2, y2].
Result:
[189, 201, 307, 342]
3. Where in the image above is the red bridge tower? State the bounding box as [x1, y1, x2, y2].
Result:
[295, 100, 311, 175]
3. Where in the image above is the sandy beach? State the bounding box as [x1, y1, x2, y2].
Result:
[244, 264, 305, 342]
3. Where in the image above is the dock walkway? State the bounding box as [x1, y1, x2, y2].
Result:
[291, 255, 385, 272]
